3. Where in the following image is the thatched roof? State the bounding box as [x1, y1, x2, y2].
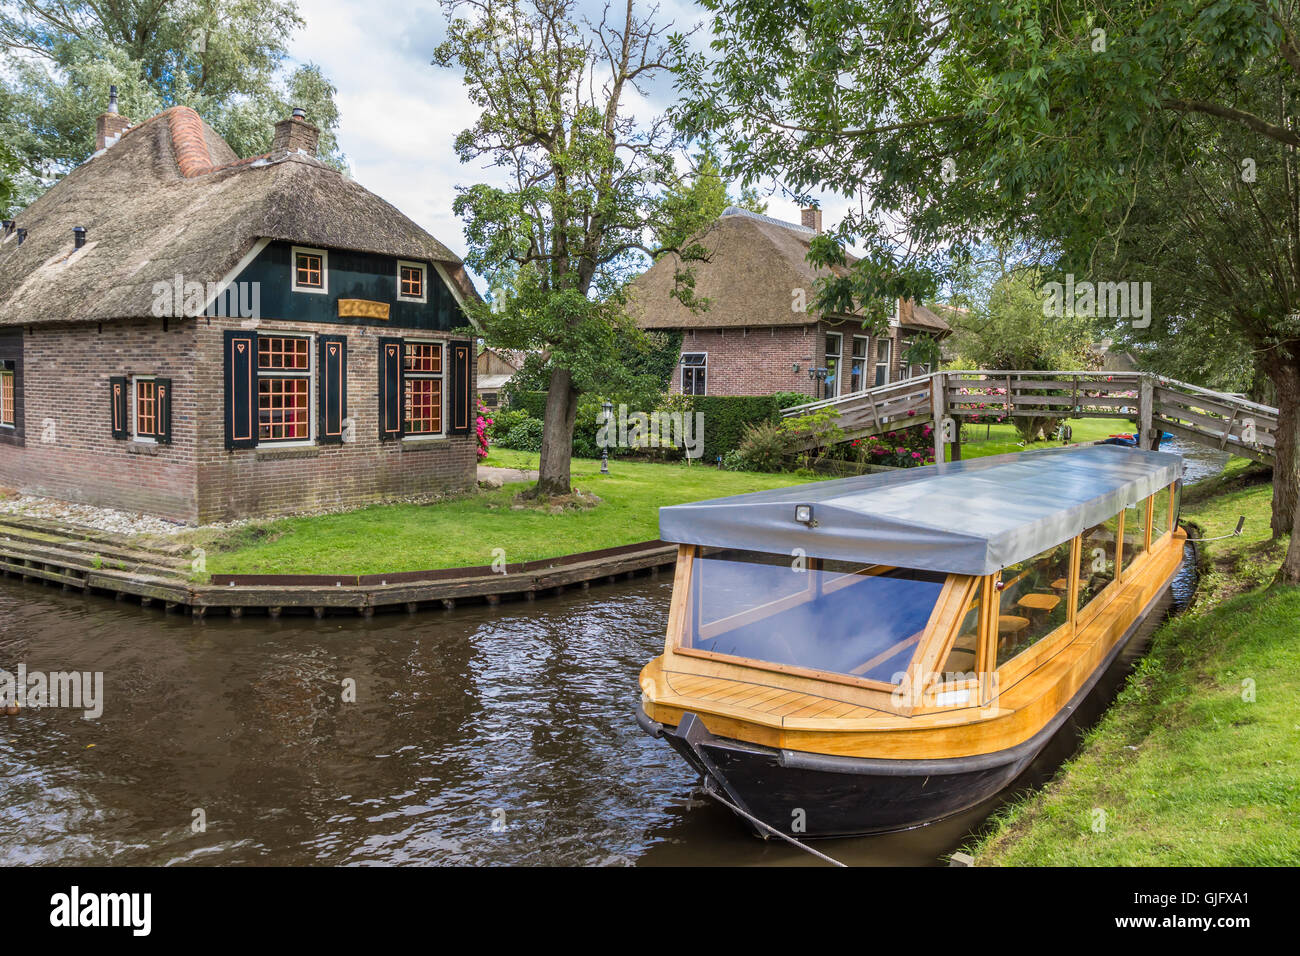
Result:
[627, 207, 949, 337]
[0, 106, 476, 328]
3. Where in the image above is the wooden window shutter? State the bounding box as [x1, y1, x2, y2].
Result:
[448, 339, 473, 436]
[224, 330, 258, 449]
[378, 336, 404, 440]
[155, 377, 173, 444]
[318, 335, 347, 444]
[110, 376, 128, 440]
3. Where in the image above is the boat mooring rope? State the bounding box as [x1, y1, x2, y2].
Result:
[1183, 515, 1246, 542]
[702, 784, 848, 867]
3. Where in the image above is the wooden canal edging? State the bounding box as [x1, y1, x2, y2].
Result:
[0, 516, 676, 619]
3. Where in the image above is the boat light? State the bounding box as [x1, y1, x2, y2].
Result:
[794, 504, 816, 527]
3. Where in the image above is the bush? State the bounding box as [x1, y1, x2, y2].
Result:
[689, 395, 783, 463]
[729, 420, 791, 472]
[488, 408, 532, 442]
[857, 422, 936, 467]
[771, 390, 812, 410]
[498, 417, 544, 452]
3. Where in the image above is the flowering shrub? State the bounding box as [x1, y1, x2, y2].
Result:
[856, 423, 936, 467]
[475, 400, 493, 459]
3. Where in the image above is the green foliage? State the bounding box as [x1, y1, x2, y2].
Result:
[857, 423, 936, 467]
[498, 416, 544, 452]
[487, 407, 532, 442]
[689, 394, 783, 463]
[771, 390, 812, 410]
[0, 0, 346, 207]
[777, 406, 844, 465]
[728, 419, 789, 472]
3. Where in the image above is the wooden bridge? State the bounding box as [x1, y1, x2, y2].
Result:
[780, 370, 1279, 465]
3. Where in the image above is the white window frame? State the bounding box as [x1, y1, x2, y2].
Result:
[256, 332, 316, 447]
[291, 245, 329, 295]
[874, 337, 892, 387]
[824, 332, 842, 399]
[850, 335, 869, 393]
[681, 351, 707, 396]
[0, 366, 14, 429]
[396, 260, 429, 304]
[130, 374, 158, 443]
[890, 298, 901, 326]
[402, 338, 447, 441]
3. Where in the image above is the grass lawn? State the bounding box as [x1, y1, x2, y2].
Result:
[967, 459, 1300, 865]
[953, 416, 1136, 461]
[189, 452, 814, 576]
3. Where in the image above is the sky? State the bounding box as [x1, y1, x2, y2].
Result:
[286, 0, 850, 275]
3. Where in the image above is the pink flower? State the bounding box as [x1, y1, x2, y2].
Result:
[907, 409, 916, 417]
[911, 451, 922, 459]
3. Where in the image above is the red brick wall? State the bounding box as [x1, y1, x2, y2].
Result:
[0, 317, 477, 524]
[194, 317, 476, 523]
[670, 321, 912, 399]
[0, 319, 199, 522]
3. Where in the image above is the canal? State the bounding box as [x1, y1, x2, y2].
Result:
[0, 439, 1228, 866]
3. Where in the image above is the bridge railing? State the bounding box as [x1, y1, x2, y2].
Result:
[1151, 377, 1278, 464]
[944, 370, 1143, 420]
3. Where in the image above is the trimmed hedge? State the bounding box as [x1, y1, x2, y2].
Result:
[504, 390, 784, 462]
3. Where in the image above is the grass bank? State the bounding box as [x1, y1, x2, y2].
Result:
[967, 459, 1300, 865]
[954, 416, 1135, 461]
[186, 452, 812, 576]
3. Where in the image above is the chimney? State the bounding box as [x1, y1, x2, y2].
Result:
[801, 206, 823, 234]
[272, 108, 320, 156]
[95, 85, 131, 151]
[73, 226, 87, 249]
[16, 228, 27, 246]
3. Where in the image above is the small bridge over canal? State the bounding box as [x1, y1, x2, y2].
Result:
[780, 370, 1279, 465]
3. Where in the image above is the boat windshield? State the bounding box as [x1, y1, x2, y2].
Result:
[680, 548, 948, 685]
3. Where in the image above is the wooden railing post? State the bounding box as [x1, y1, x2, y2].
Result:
[1138, 373, 1154, 449]
[931, 372, 947, 464]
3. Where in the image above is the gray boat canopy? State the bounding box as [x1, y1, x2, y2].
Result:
[659, 444, 1183, 576]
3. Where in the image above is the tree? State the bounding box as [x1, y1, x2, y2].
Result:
[654, 143, 766, 252]
[676, 0, 1300, 584]
[435, 0, 696, 497]
[0, 0, 345, 206]
[0, 136, 16, 216]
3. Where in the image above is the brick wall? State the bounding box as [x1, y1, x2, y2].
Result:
[669, 321, 913, 399]
[194, 317, 476, 523]
[0, 317, 477, 524]
[0, 319, 199, 521]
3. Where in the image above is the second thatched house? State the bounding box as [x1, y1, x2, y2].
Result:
[0, 95, 479, 523]
[628, 206, 950, 399]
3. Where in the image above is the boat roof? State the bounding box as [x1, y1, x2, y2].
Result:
[659, 444, 1183, 576]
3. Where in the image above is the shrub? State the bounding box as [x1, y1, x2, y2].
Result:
[689, 395, 782, 462]
[730, 419, 791, 472]
[488, 408, 532, 442]
[771, 390, 812, 410]
[857, 423, 936, 467]
[499, 417, 544, 452]
[475, 400, 493, 460]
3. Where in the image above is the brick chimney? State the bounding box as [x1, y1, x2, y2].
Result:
[801, 206, 823, 234]
[272, 108, 320, 156]
[95, 86, 131, 151]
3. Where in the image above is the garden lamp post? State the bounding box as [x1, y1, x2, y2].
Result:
[601, 399, 613, 474]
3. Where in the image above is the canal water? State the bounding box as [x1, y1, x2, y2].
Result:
[0, 439, 1227, 866]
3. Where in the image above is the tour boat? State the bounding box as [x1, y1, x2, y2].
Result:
[636, 444, 1187, 838]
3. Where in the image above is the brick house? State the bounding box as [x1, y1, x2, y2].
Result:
[0, 97, 479, 524]
[628, 206, 950, 399]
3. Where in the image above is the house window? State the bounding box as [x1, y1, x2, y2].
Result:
[850, 336, 869, 393]
[397, 261, 428, 303]
[134, 377, 159, 441]
[824, 333, 842, 399]
[257, 335, 312, 442]
[0, 367, 13, 427]
[404, 341, 444, 435]
[874, 337, 892, 387]
[292, 246, 328, 294]
[681, 352, 707, 395]
[481, 392, 499, 408]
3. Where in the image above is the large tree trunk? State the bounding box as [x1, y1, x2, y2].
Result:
[1266, 357, 1300, 541]
[533, 365, 580, 497]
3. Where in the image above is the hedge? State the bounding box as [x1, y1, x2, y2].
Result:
[504, 390, 785, 462]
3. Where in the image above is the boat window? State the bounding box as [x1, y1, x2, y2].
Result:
[995, 542, 1073, 667]
[940, 581, 982, 679]
[682, 548, 947, 685]
[1077, 513, 1119, 615]
[1121, 498, 1149, 573]
[1152, 485, 1172, 540]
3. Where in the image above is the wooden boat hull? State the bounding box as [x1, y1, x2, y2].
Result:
[637, 568, 1181, 838]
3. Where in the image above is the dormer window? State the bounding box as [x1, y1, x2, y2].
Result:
[292, 246, 328, 294]
[397, 260, 427, 303]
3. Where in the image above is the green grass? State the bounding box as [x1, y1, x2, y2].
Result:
[966, 458, 1300, 865]
[189, 453, 814, 576]
[953, 416, 1136, 461]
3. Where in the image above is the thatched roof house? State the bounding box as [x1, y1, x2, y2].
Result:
[0, 95, 480, 523]
[628, 206, 950, 399]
